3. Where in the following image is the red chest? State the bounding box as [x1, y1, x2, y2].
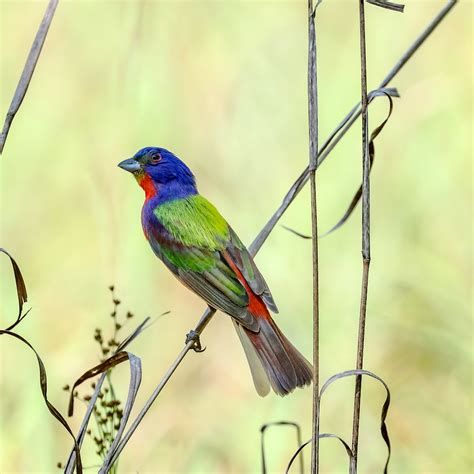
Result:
[137, 173, 157, 201]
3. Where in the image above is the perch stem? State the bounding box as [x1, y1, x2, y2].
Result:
[351, 1, 370, 472]
[101, 307, 216, 472]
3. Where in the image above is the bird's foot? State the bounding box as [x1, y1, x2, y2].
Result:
[185, 330, 206, 353]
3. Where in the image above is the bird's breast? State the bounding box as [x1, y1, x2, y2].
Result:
[141, 199, 179, 249]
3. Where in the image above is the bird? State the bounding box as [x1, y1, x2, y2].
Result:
[118, 147, 312, 396]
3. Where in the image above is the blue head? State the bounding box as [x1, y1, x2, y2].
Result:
[118, 147, 198, 202]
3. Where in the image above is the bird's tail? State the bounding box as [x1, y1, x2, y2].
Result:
[234, 315, 313, 397]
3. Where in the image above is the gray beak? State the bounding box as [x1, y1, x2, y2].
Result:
[118, 158, 141, 173]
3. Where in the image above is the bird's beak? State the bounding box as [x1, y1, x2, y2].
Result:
[118, 158, 141, 173]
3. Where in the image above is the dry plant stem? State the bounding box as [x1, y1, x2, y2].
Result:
[0, 0, 59, 154]
[98, 4, 457, 468]
[307, 1, 320, 474]
[380, 0, 457, 88]
[251, 0, 457, 253]
[351, 1, 370, 473]
[101, 307, 216, 471]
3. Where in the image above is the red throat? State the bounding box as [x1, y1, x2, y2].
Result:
[137, 173, 157, 200]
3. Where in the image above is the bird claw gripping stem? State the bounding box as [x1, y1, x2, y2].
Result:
[185, 330, 206, 353]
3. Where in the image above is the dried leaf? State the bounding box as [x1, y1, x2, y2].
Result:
[319, 87, 399, 166]
[260, 421, 303, 474]
[116, 316, 151, 351]
[321, 91, 396, 237]
[274, 88, 399, 244]
[285, 433, 353, 474]
[281, 225, 312, 240]
[100, 354, 142, 472]
[68, 352, 129, 417]
[1, 248, 29, 330]
[320, 369, 392, 473]
[0, 330, 82, 473]
[64, 318, 151, 474]
[367, 0, 405, 13]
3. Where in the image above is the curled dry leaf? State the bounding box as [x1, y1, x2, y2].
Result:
[320, 369, 392, 474]
[1, 249, 82, 472]
[280, 88, 399, 242]
[260, 421, 304, 474]
[0, 330, 83, 473]
[281, 225, 312, 240]
[285, 433, 353, 474]
[0, 248, 29, 330]
[64, 317, 150, 474]
[68, 352, 130, 417]
[321, 90, 397, 237]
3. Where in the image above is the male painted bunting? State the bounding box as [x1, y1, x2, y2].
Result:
[119, 147, 312, 396]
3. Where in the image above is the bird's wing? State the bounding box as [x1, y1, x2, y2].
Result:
[148, 195, 262, 331]
[226, 227, 278, 313]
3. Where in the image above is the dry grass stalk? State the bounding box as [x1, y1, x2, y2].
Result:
[0, 0, 59, 154]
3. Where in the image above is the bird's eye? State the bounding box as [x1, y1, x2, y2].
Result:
[150, 153, 162, 165]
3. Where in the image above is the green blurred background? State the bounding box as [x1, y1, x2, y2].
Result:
[1, 1, 472, 472]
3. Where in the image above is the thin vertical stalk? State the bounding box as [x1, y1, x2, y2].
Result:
[307, 1, 320, 473]
[351, 1, 371, 473]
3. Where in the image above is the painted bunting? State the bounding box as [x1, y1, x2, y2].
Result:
[119, 147, 312, 396]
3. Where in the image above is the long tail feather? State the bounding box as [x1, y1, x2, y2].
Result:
[238, 316, 312, 397]
[233, 321, 270, 396]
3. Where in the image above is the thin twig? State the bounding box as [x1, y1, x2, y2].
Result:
[0, 0, 59, 155]
[307, 1, 320, 474]
[97, 3, 458, 468]
[350, 1, 370, 473]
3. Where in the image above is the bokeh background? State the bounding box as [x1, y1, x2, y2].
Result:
[0, 1, 472, 473]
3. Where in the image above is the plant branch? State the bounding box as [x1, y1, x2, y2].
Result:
[97, 3, 458, 467]
[307, 1, 320, 474]
[251, 0, 457, 253]
[0, 0, 59, 155]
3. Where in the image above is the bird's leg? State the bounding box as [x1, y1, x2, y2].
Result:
[185, 330, 206, 353]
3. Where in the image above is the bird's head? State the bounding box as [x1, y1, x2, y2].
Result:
[118, 147, 197, 201]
